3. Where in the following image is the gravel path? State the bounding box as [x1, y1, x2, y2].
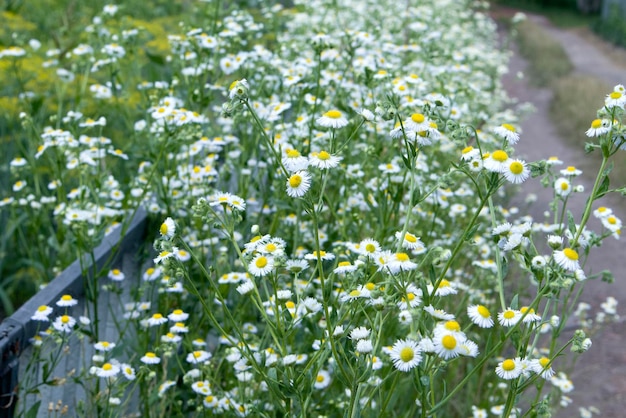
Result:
[499, 14, 626, 417]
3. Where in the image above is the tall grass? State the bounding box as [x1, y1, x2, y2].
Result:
[515, 20, 573, 86]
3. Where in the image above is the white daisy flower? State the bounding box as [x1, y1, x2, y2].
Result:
[503, 159, 529, 184]
[531, 357, 556, 379]
[317, 109, 348, 129]
[309, 150, 342, 169]
[159, 217, 176, 239]
[493, 123, 520, 144]
[397, 284, 423, 310]
[356, 339, 373, 354]
[403, 113, 430, 132]
[147, 313, 168, 326]
[495, 357, 523, 380]
[483, 150, 510, 173]
[554, 177, 572, 197]
[585, 119, 610, 137]
[395, 231, 425, 251]
[282, 148, 309, 172]
[434, 332, 462, 360]
[467, 305, 494, 328]
[497, 308, 522, 327]
[249, 255, 275, 277]
[424, 305, 455, 320]
[333, 261, 358, 275]
[121, 364, 136, 380]
[168, 309, 189, 322]
[96, 362, 120, 378]
[314, 370, 332, 389]
[32, 305, 53, 321]
[141, 352, 161, 364]
[520, 306, 542, 323]
[107, 268, 125, 281]
[56, 294, 78, 307]
[52, 315, 76, 333]
[553, 247, 580, 271]
[389, 339, 422, 372]
[286, 171, 311, 198]
[187, 350, 212, 364]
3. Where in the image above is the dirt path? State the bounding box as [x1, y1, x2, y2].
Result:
[499, 14, 626, 417]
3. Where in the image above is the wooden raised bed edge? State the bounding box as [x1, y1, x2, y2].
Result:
[0, 207, 148, 418]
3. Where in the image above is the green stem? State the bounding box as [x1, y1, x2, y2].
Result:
[573, 156, 608, 245]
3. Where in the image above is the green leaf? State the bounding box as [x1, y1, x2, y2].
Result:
[596, 175, 610, 199]
[510, 294, 519, 309]
[26, 401, 42, 418]
[602, 161, 614, 177]
[567, 211, 576, 236]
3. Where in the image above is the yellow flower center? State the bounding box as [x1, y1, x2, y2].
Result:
[502, 359, 516, 371]
[349, 289, 361, 297]
[266, 243, 277, 252]
[365, 282, 376, 291]
[255, 256, 268, 268]
[492, 150, 509, 162]
[61, 315, 70, 324]
[503, 310, 515, 319]
[318, 151, 331, 160]
[37, 305, 48, 312]
[289, 174, 302, 188]
[590, 119, 602, 128]
[509, 161, 524, 175]
[338, 261, 351, 267]
[160, 223, 168, 235]
[560, 182, 570, 191]
[112, 269, 120, 275]
[539, 357, 550, 368]
[566, 166, 576, 172]
[610, 91, 622, 99]
[365, 243, 376, 253]
[411, 113, 425, 123]
[316, 374, 325, 383]
[477, 305, 490, 318]
[462, 146, 474, 154]
[444, 320, 460, 332]
[173, 309, 183, 315]
[193, 351, 203, 358]
[439, 279, 450, 287]
[285, 301, 295, 309]
[146, 352, 156, 358]
[396, 253, 409, 262]
[286, 149, 301, 158]
[102, 363, 112, 371]
[405, 233, 417, 243]
[520, 306, 534, 315]
[146, 268, 155, 275]
[324, 110, 342, 119]
[502, 123, 516, 132]
[399, 347, 415, 362]
[152, 313, 163, 319]
[608, 216, 617, 225]
[442, 335, 457, 350]
[563, 248, 578, 261]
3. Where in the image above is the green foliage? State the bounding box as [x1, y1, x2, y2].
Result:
[592, 3, 626, 48]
